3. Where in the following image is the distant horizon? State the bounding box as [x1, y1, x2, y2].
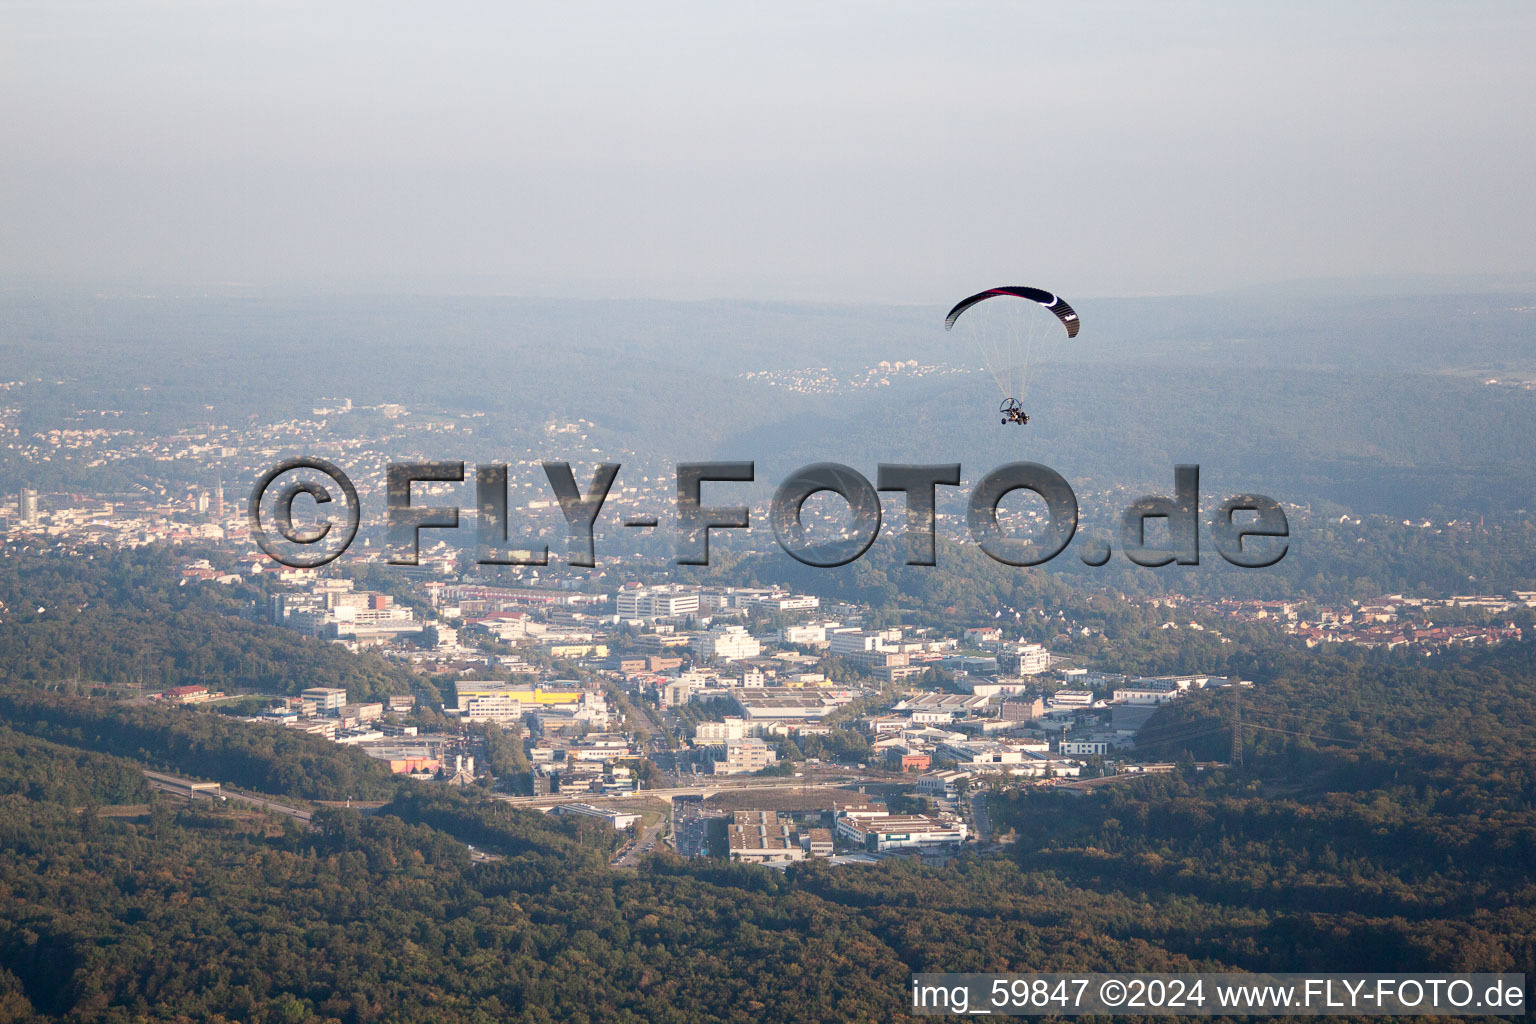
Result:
[4, 268, 1536, 307]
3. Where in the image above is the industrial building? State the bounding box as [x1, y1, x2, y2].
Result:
[835, 814, 968, 853]
[727, 811, 806, 864]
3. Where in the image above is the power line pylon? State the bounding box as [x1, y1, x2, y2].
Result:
[1229, 687, 1244, 768]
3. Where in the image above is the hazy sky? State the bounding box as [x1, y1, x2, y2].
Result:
[2, 1, 1533, 300]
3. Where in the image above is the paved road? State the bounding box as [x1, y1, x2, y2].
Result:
[493, 774, 909, 809]
[611, 823, 664, 868]
[142, 769, 313, 822]
[144, 769, 513, 864]
[627, 697, 662, 736]
[969, 791, 992, 841]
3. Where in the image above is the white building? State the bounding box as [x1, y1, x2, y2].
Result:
[713, 737, 777, 775]
[1059, 738, 1109, 756]
[693, 624, 762, 662]
[836, 814, 968, 852]
[938, 739, 1033, 766]
[459, 693, 526, 722]
[565, 735, 633, 763]
[339, 702, 384, 723]
[661, 670, 715, 708]
[694, 717, 751, 743]
[829, 629, 885, 655]
[748, 594, 820, 613]
[999, 643, 1052, 676]
[1005, 757, 1082, 779]
[301, 687, 349, 713]
[1113, 680, 1185, 704]
[957, 677, 1035, 697]
[615, 585, 701, 619]
[780, 623, 829, 645]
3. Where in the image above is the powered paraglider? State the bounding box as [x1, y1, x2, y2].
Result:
[944, 286, 1080, 424]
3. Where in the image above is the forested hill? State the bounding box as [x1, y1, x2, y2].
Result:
[0, 546, 423, 700]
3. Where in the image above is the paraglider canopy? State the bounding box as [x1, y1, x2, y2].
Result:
[944, 286, 1080, 337]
